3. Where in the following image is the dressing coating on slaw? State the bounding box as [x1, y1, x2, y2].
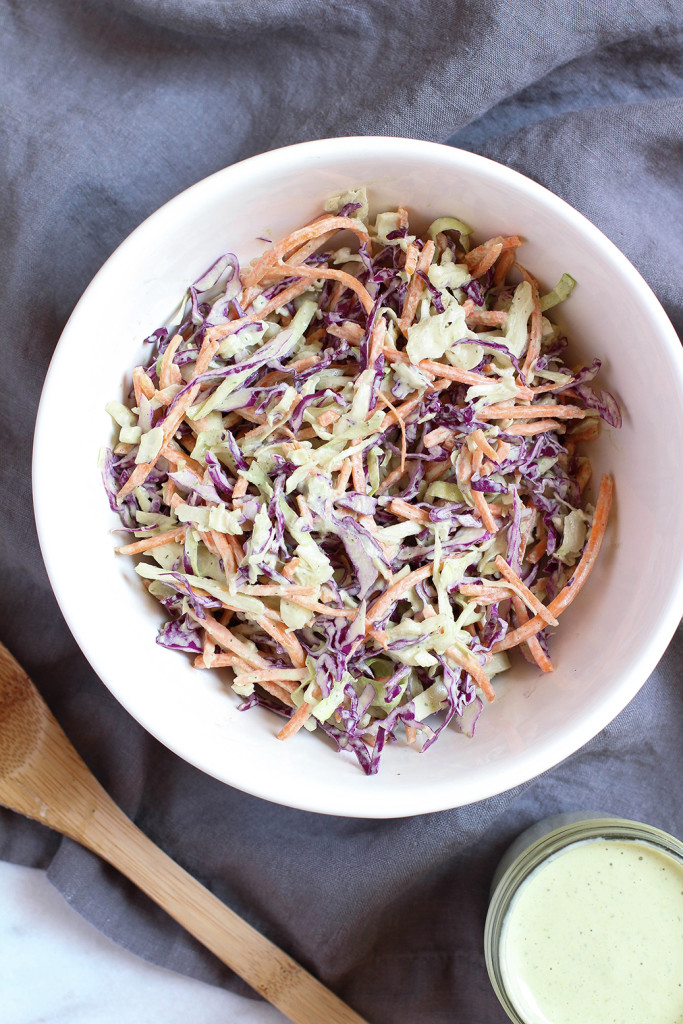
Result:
[102, 189, 620, 774]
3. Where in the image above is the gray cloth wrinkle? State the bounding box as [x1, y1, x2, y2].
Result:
[1, 1, 681, 1021]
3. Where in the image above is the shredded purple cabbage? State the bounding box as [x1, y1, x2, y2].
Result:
[104, 198, 620, 775]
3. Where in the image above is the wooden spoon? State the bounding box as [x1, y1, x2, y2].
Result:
[0, 641, 368, 1024]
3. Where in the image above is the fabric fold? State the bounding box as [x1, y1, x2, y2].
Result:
[1, 1, 681, 1021]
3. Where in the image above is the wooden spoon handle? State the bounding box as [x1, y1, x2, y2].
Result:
[0, 642, 368, 1024]
[81, 803, 367, 1024]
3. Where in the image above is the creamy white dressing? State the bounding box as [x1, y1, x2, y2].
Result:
[500, 839, 683, 1024]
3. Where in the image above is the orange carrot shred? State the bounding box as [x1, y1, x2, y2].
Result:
[511, 596, 554, 672]
[493, 475, 613, 653]
[277, 701, 313, 740]
[471, 428, 501, 463]
[375, 390, 407, 470]
[115, 525, 186, 555]
[267, 260, 375, 314]
[367, 565, 434, 624]
[494, 555, 558, 627]
[398, 239, 435, 333]
[388, 498, 431, 524]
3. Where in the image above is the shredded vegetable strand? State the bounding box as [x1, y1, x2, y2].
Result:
[104, 190, 618, 775]
[493, 475, 614, 653]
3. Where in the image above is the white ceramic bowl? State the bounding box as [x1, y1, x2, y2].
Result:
[33, 138, 683, 818]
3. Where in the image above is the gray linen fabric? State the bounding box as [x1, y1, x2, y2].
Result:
[1, 1, 682, 1021]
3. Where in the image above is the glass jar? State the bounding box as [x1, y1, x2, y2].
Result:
[484, 814, 683, 1024]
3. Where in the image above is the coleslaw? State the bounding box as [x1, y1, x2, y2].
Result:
[102, 190, 619, 774]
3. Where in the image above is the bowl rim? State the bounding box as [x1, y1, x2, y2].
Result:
[32, 136, 683, 817]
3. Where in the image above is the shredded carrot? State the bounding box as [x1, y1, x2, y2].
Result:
[317, 407, 342, 428]
[211, 529, 238, 578]
[283, 229, 338, 268]
[255, 614, 307, 668]
[326, 321, 364, 343]
[376, 465, 407, 494]
[324, 279, 346, 313]
[472, 490, 499, 533]
[469, 451, 499, 533]
[287, 354, 321, 373]
[281, 557, 301, 580]
[521, 280, 542, 379]
[115, 525, 186, 555]
[132, 366, 156, 404]
[366, 628, 389, 650]
[202, 632, 217, 670]
[388, 498, 431, 524]
[398, 239, 435, 333]
[226, 533, 245, 566]
[159, 334, 183, 389]
[335, 460, 353, 494]
[267, 260, 375, 315]
[404, 241, 419, 276]
[577, 459, 592, 492]
[367, 565, 434, 624]
[464, 307, 508, 327]
[568, 419, 600, 443]
[456, 444, 473, 488]
[242, 584, 317, 597]
[234, 668, 308, 687]
[445, 644, 495, 702]
[351, 451, 366, 493]
[493, 475, 613, 652]
[493, 248, 516, 287]
[464, 235, 521, 272]
[368, 315, 387, 369]
[496, 440, 511, 462]
[471, 428, 501, 463]
[526, 525, 547, 565]
[194, 651, 252, 672]
[383, 346, 534, 395]
[494, 555, 558, 627]
[405, 724, 417, 744]
[375, 390, 407, 470]
[296, 495, 313, 527]
[510, 596, 554, 672]
[242, 215, 371, 290]
[277, 701, 313, 740]
[232, 476, 248, 505]
[198, 530, 219, 556]
[194, 611, 270, 669]
[116, 334, 223, 503]
[376, 390, 420, 432]
[423, 426, 455, 449]
[424, 460, 451, 483]
[504, 419, 565, 436]
[161, 445, 204, 477]
[478, 404, 587, 420]
[518, 511, 536, 564]
[252, 679, 296, 707]
[207, 279, 314, 343]
[469, 241, 503, 279]
[458, 584, 515, 601]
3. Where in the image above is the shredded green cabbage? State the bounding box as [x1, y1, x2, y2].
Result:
[103, 187, 618, 775]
